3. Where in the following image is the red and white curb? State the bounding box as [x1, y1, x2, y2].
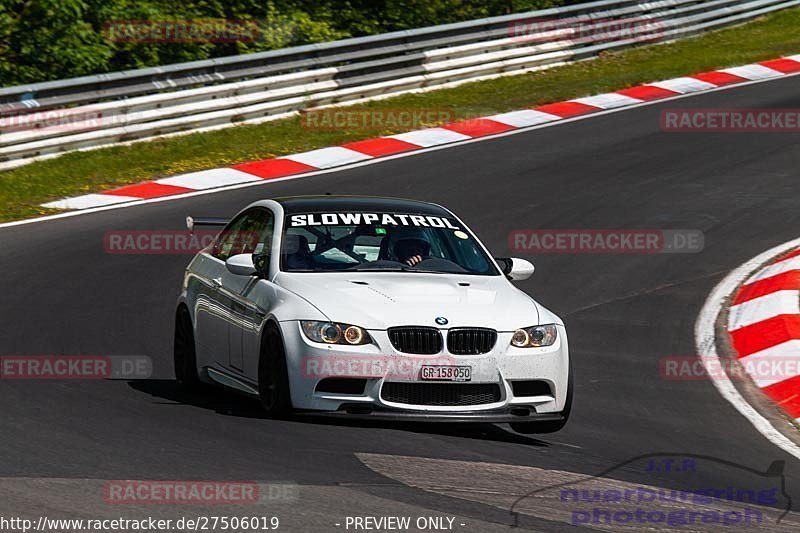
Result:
[42, 55, 800, 211]
[727, 248, 800, 419]
[696, 237, 800, 462]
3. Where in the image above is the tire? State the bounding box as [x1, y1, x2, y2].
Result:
[510, 361, 573, 434]
[258, 323, 293, 417]
[174, 306, 201, 389]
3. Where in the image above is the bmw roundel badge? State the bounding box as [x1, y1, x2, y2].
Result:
[435, 317, 448, 325]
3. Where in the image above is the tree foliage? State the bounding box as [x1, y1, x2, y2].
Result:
[1, 0, 578, 86]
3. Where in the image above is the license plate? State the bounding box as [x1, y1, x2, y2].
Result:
[419, 365, 471, 382]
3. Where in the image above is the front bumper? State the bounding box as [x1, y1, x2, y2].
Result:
[281, 321, 570, 415]
[295, 405, 566, 423]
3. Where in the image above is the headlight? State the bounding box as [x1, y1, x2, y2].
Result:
[301, 321, 371, 345]
[511, 324, 557, 347]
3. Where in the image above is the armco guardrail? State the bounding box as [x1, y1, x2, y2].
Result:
[1, 0, 797, 169]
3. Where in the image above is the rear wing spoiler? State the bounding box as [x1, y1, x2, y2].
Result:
[186, 216, 228, 232]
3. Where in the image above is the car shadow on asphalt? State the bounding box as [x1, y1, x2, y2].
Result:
[127, 379, 550, 446]
[128, 379, 266, 418]
[299, 415, 551, 446]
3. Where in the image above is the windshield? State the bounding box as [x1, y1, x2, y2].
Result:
[280, 212, 499, 275]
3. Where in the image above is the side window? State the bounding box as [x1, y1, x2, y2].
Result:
[213, 208, 274, 261]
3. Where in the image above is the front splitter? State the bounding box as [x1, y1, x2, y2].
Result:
[294, 405, 564, 423]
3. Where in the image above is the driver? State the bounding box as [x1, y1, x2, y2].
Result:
[393, 237, 431, 267]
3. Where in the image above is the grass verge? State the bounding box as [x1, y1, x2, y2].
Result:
[2, 7, 799, 222]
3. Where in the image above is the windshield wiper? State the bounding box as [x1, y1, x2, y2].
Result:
[346, 266, 405, 272]
[346, 265, 448, 274]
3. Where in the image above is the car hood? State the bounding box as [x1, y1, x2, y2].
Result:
[273, 272, 543, 330]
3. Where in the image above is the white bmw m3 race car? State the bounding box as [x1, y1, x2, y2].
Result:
[175, 196, 571, 433]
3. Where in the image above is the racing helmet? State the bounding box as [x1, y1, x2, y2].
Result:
[378, 227, 432, 262]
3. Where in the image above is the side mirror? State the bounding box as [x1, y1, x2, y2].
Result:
[226, 254, 257, 276]
[496, 257, 535, 281]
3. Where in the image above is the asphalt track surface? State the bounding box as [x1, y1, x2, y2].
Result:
[1, 75, 800, 532]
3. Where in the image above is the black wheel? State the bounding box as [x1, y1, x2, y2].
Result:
[258, 323, 293, 417]
[510, 361, 573, 434]
[174, 306, 201, 388]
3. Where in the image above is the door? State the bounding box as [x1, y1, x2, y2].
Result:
[205, 208, 273, 369]
[216, 207, 275, 371]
